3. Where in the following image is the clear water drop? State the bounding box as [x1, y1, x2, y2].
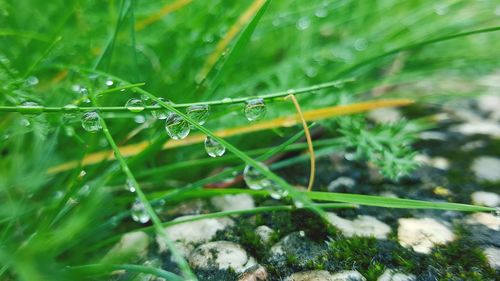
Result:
[134, 115, 146, 124]
[151, 98, 171, 120]
[125, 98, 145, 112]
[204, 136, 225, 157]
[186, 104, 210, 126]
[25, 76, 39, 87]
[294, 200, 305, 208]
[131, 198, 150, 224]
[315, 9, 328, 18]
[244, 98, 266, 121]
[165, 113, 190, 140]
[296, 17, 311, 30]
[243, 162, 288, 199]
[19, 101, 43, 115]
[20, 118, 30, 127]
[105, 79, 114, 88]
[81, 111, 102, 133]
[222, 97, 232, 103]
[125, 179, 136, 192]
[63, 104, 78, 118]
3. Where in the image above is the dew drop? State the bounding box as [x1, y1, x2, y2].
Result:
[81, 111, 102, 133]
[204, 136, 225, 157]
[151, 98, 171, 120]
[165, 113, 190, 140]
[131, 198, 150, 224]
[243, 162, 288, 199]
[244, 98, 266, 121]
[125, 98, 145, 112]
[125, 179, 136, 192]
[186, 104, 210, 126]
[294, 200, 305, 209]
[296, 17, 311, 30]
[222, 97, 233, 103]
[105, 79, 114, 88]
[315, 9, 328, 18]
[20, 118, 30, 127]
[134, 115, 146, 124]
[18, 101, 43, 115]
[25, 76, 39, 87]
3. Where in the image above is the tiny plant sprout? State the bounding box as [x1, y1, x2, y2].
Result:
[165, 113, 190, 140]
[81, 111, 102, 133]
[186, 104, 210, 126]
[204, 136, 225, 157]
[125, 98, 145, 113]
[244, 98, 266, 121]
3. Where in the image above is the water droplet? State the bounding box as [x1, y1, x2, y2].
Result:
[204, 136, 225, 157]
[19, 101, 42, 115]
[296, 17, 311, 30]
[354, 39, 367, 51]
[79, 170, 87, 177]
[81, 111, 102, 133]
[244, 98, 266, 121]
[63, 104, 78, 118]
[125, 98, 145, 112]
[315, 9, 328, 18]
[131, 198, 150, 224]
[151, 98, 171, 119]
[286, 89, 296, 95]
[165, 113, 190, 140]
[243, 162, 288, 199]
[294, 200, 305, 208]
[105, 79, 114, 88]
[125, 179, 136, 192]
[134, 115, 146, 124]
[25, 76, 39, 87]
[20, 118, 30, 127]
[222, 97, 233, 103]
[186, 104, 210, 126]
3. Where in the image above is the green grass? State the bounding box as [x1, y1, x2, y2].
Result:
[1, 0, 499, 280]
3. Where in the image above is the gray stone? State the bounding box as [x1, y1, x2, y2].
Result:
[471, 191, 500, 207]
[327, 213, 391, 239]
[157, 216, 234, 254]
[211, 194, 255, 212]
[466, 212, 500, 231]
[255, 225, 274, 244]
[451, 121, 500, 138]
[188, 241, 256, 273]
[484, 247, 500, 270]
[377, 269, 416, 281]
[368, 108, 401, 124]
[471, 156, 500, 182]
[397, 218, 455, 254]
[238, 264, 268, 281]
[285, 270, 334, 281]
[330, 270, 366, 281]
[103, 231, 149, 263]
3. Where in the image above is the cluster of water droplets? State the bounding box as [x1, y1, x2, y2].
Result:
[243, 162, 289, 199]
[131, 198, 150, 224]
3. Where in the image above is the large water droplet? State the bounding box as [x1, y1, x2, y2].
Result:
[165, 113, 190, 140]
[125, 179, 136, 192]
[151, 98, 171, 120]
[19, 101, 43, 115]
[63, 104, 78, 118]
[125, 98, 145, 112]
[81, 111, 102, 132]
[25, 76, 39, 87]
[204, 136, 225, 157]
[244, 98, 266, 121]
[296, 16, 311, 30]
[187, 104, 210, 126]
[131, 198, 150, 223]
[243, 162, 288, 199]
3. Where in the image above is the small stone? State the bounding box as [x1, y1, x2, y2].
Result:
[189, 241, 256, 273]
[471, 191, 500, 207]
[327, 177, 356, 192]
[377, 269, 416, 281]
[238, 264, 268, 281]
[102, 231, 149, 263]
[270, 232, 326, 267]
[327, 213, 391, 239]
[471, 156, 500, 182]
[330, 270, 366, 281]
[414, 154, 449, 170]
[451, 121, 500, 138]
[210, 194, 255, 212]
[368, 108, 401, 123]
[285, 270, 334, 281]
[484, 247, 500, 270]
[477, 95, 500, 120]
[255, 225, 274, 244]
[398, 218, 455, 254]
[466, 212, 500, 231]
[157, 216, 234, 254]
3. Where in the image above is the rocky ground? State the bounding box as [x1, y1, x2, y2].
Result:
[107, 94, 500, 281]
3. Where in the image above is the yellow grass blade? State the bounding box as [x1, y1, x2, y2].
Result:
[47, 98, 414, 174]
[135, 0, 193, 31]
[196, 0, 266, 82]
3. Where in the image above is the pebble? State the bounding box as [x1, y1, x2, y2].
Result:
[157, 216, 234, 254]
[327, 213, 392, 239]
[368, 108, 401, 123]
[103, 231, 149, 263]
[286, 270, 366, 281]
[211, 194, 255, 211]
[188, 241, 256, 273]
[484, 247, 500, 270]
[327, 177, 356, 192]
[397, 218, 455, 254]
[471, 191, 500, 207]
[377, 269, 416, 281]
[414, 154, 450, 170]
[466, 212, 500, 231]
[451, 121, 500, 138]
[471, 156, 500, 182]
[238, 264, 268, 281]
[255, 225, 274, 244]
[477, 94, 500, 120]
